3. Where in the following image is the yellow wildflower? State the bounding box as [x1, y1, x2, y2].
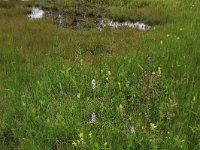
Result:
[22, 101, 26, 107]
[119, 104, 123, 110]
[150, 123, 157, 130]
[118, 82, 121, 89]
[117, 104, 124, 115]
[79, 133, 83, 138]
[47, 118, 50, 124]
[79, 133, 84, 141]
[89, 132, 92, 138]
[77, 140, 80, 144]
[108, 71, 111, 76]
[158, 67, 162, 76]
[80, 59, 83, 65]
[72, 140, 77, 146]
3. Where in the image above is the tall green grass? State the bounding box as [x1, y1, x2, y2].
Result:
[0, 0, 200, 149]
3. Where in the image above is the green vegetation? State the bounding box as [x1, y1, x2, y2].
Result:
[0, 0, 199, 149]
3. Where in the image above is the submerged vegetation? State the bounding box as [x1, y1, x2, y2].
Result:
[0, 0, 200, 149]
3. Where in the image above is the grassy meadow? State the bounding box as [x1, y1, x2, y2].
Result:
[0, 0, 200, 149]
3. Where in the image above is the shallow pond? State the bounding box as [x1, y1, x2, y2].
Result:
[27, 7, 150, 31]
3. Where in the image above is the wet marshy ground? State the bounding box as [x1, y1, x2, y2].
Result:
[27, 7, 151, 31]
[0, 1, 153, 31]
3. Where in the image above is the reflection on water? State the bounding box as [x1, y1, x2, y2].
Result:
[27, 7, 150, 31]
[99, 19, 150, 31]
[27, 7, 44, 19]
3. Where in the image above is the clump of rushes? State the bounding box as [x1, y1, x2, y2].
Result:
[140, 55, 160, 101]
